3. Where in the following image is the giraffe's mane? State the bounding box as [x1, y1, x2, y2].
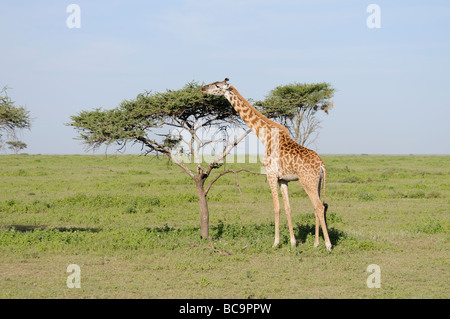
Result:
[229, 86, 290, 136]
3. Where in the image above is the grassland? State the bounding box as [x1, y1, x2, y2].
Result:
[0, 154, 448, 298]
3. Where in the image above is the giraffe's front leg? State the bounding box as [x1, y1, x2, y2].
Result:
[279, 180, 296, 247]
[267, 174, 280, 248]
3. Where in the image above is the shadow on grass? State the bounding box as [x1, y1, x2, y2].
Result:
[3, 224, 102, 233]
[210, 220, 347, 248]
[294, 223, 347, 247]
[145, 224, 199, 236]
[145, 224, 177, 233]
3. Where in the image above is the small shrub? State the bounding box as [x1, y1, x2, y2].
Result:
[326, 212, 343, 223]
[124, 205, 138, 214]
[339, 176, 361, 183]
[414, 218, 445, 234]
[17, 169, 28, 176]
[426, 191, 441, 199]
[6, 199, 17, 206]
[142, 196, 162, 207]
[358, 193, 375, 201]
[406, 191, 426, 199]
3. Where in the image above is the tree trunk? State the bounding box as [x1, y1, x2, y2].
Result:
[195, 176, 209, 239]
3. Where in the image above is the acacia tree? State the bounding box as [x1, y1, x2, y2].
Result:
[6, 140, 27, 154]
[255, 82, 334, 147]
[69, 81, 256, 239]
[0, 87, 31, 149]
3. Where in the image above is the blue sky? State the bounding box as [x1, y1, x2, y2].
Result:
[1, 0, 449, 154]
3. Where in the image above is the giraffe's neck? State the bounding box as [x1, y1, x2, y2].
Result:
[224, 86, 289, 149]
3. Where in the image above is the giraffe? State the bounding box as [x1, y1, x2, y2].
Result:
[201, 78, 332, 251]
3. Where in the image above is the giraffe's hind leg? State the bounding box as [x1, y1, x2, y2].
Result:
[314, 212, 320, 248]
[300, 179, 332, 252]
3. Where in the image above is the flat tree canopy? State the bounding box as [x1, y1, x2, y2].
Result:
[6, 140, 27, 155]
[70, 82, 240, 152]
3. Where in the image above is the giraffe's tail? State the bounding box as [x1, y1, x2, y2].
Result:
[319, 165, 328, 221]
[319, 165, 327, 203]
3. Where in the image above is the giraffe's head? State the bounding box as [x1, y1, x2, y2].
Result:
[201, 78, 231, 96]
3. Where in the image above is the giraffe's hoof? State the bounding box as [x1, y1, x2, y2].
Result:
[326, 242, 332, 252]
[272, 241, 280, 248]
[314, 241, 319, 248]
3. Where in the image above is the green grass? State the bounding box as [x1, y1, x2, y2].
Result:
[0, 154, 449, 298]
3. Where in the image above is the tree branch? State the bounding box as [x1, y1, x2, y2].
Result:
[136, 136, 169, 154]
[168, 151, 195, 179]
[204, 168, 263, 196]
[206, 128, 252, 176]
